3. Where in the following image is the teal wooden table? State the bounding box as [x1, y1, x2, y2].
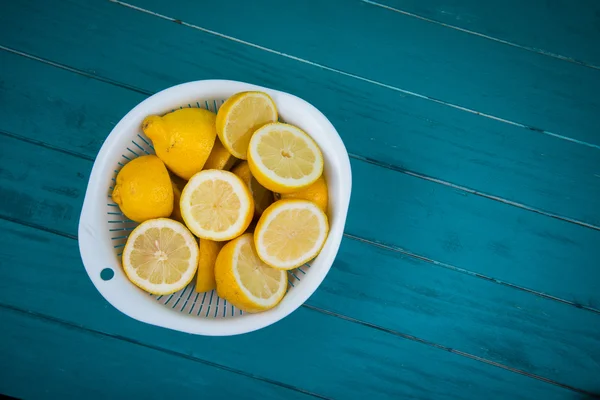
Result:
[1, 0, 599, 398]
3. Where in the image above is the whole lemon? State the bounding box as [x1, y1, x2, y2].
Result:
[142, 108, 217, 180]
[111, 155, 174, 223]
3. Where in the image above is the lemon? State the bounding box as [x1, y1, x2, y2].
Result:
[122, 218, 199, 295]
[216, 91, 278, 159]
[143, 108, 217, 180]
[245, 220, 257, 233]
[248, 122, 324, 194]
[180, 169, 254, 241]
[231, 161, 274, 218]
[280, 175, 328, 213]
[215, 233, 287, 312]
[169, 174, 188, 224]
[204, 137, 236, 170]
[111, 155, 173, 223]
[255, 199, 329, 270]
[195, 239, 223, 292]
[169, 181, 185, 224]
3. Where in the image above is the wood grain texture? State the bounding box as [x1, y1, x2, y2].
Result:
[0, 219, 581, 400]
[1, 0, 599, 397]
[2, 0, 600, 229]
[0, 69, 599, 391]
[126, 0, 600, 146]
[369, 0, 600, 68]
[1, 49, 599, 311]
[0, 307, 316, 400]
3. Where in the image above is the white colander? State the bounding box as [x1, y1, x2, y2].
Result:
[78, 80, 352, 336]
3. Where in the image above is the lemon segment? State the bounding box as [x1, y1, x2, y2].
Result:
[204, 137, 236, 171]
[122, 218, 199, 295]
[111, 155, 173, 223]
[196, 239, 223, 292]
[143, 108, 217, 180]
[180, 170, 254, 241]
[231, 161, 274, 218]
[255, 199, 329, 270]
[216, 91, 278, 159]
[280, 175, 328, 213]
[215, 233, 287, 312]
[248, 122, 324, 194]
[169, 181, 185, 224]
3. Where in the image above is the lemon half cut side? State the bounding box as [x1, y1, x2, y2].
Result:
[122, 218, 199, 295]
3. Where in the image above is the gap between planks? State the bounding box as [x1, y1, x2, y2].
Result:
[360, 0, 600, 71]
[302, 304, 600, 398]
[353, 154, 600, 232]
[1, 213, 600, 398]
[0, 303, 331, 400]
[3, 32, 600, 313]
[2, 127, 600, 312]
[343, 233, 600, 315]
[105, 0, 600, 151]
[0, 284, 596, 398]
[1, 45, 599, 234]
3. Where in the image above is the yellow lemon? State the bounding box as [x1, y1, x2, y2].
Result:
[215, 233, 287, 313]
[255, 199, 329, 270]
[111, 155, 173, 223]
[280, 175, 328, 213]
[216, 91, 278, 159]
[169, 181, 185, 224]
[180, 170, 254, 241]
[248, 122, 323, 194]
[169, 174, 188, 224]
[195, 239, 224, 293]
[204, 137, 236, 170]
[245, 220, 257, 233]
[143, 108, 217, 180]
[231, 161, 274, 218]
[122, 218, 199, 295]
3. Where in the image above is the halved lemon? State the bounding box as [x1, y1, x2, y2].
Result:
[216, 91, 278, 159]
[122, 218, 199, 295]
[255, 199, 329, 270]
[215, 233, 287, 313]
[180, 169, 254, 241]
[248, 122, 324, 194]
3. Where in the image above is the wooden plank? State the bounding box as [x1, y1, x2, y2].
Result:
[0, 219, 580, 399]
[0, 107, 599, 391]
[2, 0, 600, 229]
[367, 0, 600, 68]
[125, 0, 600, 145]
[1, 49, 599, 311]
[3, 6, 600, 392]
[0, 307, 315, 400]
